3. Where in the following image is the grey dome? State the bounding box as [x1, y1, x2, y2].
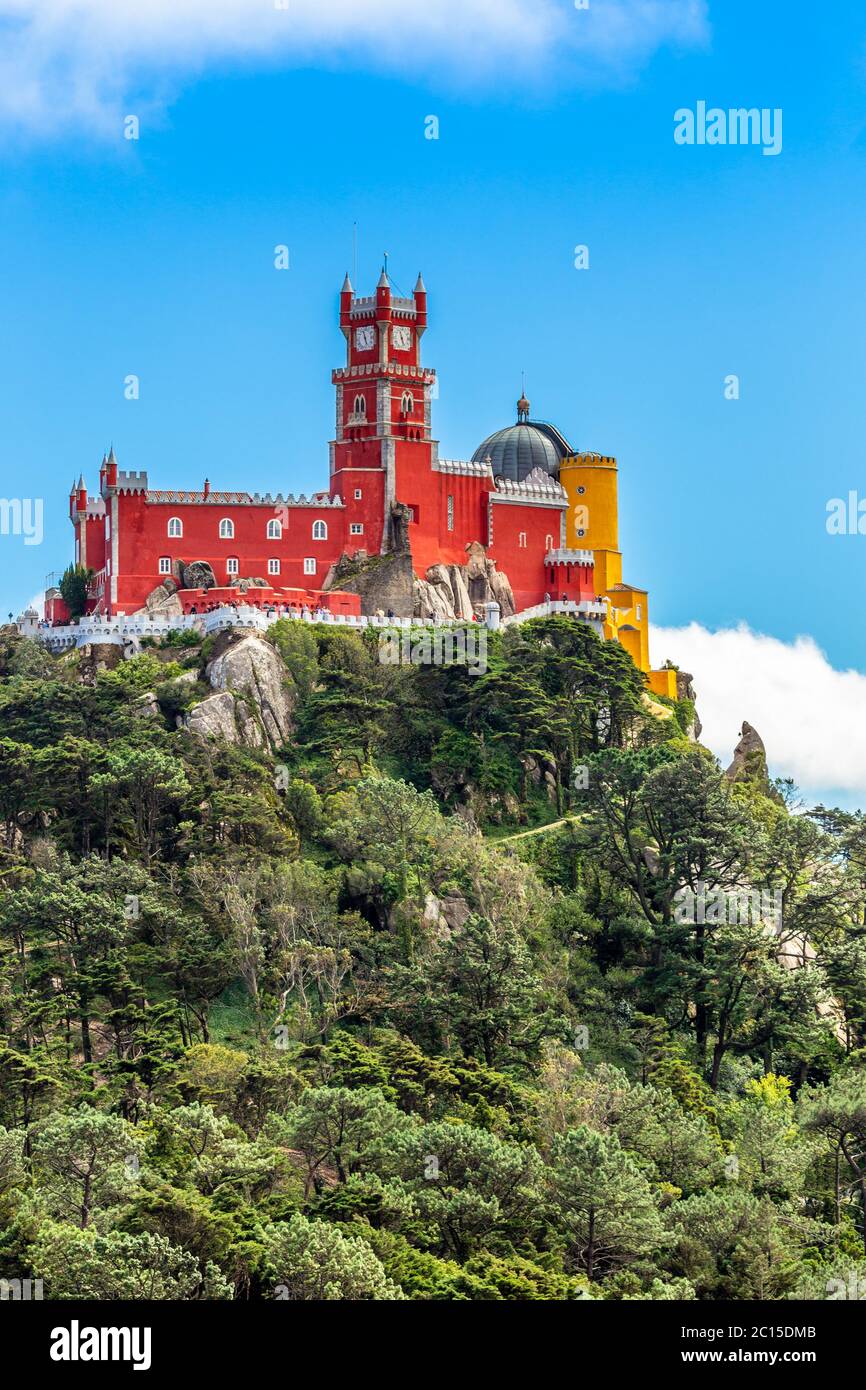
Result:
[471, 418, 574, 484]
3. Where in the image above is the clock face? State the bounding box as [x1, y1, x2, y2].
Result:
[354, 326, 375, 351]
[392, 325, 412, 351]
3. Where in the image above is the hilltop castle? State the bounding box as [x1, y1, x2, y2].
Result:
[47, 268, 675, 697]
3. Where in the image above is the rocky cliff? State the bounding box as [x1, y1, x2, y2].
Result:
[185, 630, 294, 750]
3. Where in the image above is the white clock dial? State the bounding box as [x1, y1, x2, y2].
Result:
[392, 325, 412, 351]
[354, 326, 375, 351]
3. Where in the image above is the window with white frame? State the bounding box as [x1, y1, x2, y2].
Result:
[312, 520, 327, 540]
[636, 603, 642, 621]
[227, 557, 239, 576]
[219, 518, 234, 539]
[268, 558, 280, 575]
[350, 522, 364, 535]
[267, 518, 281, 539]
[447, 495, 454, 532]
[159, 556, 171, 575]
[354, 488, 362, 500]
[303, 558, 316, 575]
[518, 532, 527, 548]
[353, 394, 366, 418]
[545, 533, 553, 551]
[401, 390, 413, 414]
[168, 516, 183, 538]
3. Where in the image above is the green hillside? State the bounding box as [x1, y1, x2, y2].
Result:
[1, 616, 865, 1301]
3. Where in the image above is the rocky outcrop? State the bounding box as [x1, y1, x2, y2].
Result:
[415, 564, 474, 621]
[325, 511, 516, 622]
[179, 560, 216, 591]
[229, 577, 269, 594]
[185, 632, 294, 750]
[324, 549, 415, 617]
[131, 691, 161, 719]
[185, 690, 265, 747]
[522, 752, 558, 804]
[414, 544, 516, 622]
[422, 890, 472, 941]
[135, 583, 183, 619]
[675, 670, 702, 741]
[726, 721, 770, 788]
[76, 642, 125, 683]
[463, 541, 516, 617]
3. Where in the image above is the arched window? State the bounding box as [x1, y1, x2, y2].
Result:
[401, 390, 413, 414]
[168, 517, 183, 538]
[545, 533, 553, 551]
[267, 518, 282, 539]
[353, 394, 366, 418]
[312, 520, 327, 541]
[219, 518, 234, 539]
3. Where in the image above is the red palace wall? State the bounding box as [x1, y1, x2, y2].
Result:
[78, 513, 107, 574]
[329, 439, 387, 555]
[488, 501, 567, 612]
[108, 492, 347, 614]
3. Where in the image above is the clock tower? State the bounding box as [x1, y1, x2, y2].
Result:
[330, 267, 437, 555]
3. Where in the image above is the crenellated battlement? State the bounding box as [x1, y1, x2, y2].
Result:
[561, 452, 617, 468]
[434, 458, 493, 477]
[114, 470, 149, 493]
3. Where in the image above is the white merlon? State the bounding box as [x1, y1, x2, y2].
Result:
[494, 468, 567, 500]
[545, 548, 594, 566]
[434, 458, 493, 477]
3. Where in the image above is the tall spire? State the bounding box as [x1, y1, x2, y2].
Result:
[414, 271, 426, 293]
[341, 271, 353, 293]
[377, 265, 390, 288]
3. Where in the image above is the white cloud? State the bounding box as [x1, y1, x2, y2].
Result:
[650, 621, 866, 810]
[0, 0, 709, 135]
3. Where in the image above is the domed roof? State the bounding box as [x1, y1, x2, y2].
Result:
[471, 399, 574, 484]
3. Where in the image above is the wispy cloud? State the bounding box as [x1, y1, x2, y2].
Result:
[651, 621, 866, 810]
[0, 0, 709, 136]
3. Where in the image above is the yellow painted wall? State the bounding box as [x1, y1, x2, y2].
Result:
[618, 625, 643, 668]
[560, 452, 619, 552]
[558, 449, 662, 680]
[648, 668, 678, 699]
[592, 548, 622, 593]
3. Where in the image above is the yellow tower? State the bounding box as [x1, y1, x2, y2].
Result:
[559, 450, 676, 697]
[559, 452, 622, 592]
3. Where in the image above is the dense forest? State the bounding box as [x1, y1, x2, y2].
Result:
[2, 614, 866, 1301]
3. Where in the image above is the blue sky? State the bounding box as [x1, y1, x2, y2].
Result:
[1, 0, 865, 802]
